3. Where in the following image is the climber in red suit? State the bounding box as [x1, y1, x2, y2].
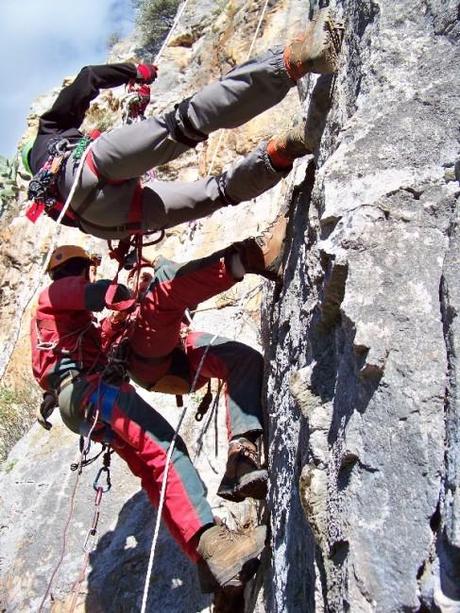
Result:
[101, 209, 288, 503]
[30, 209, 287, 591]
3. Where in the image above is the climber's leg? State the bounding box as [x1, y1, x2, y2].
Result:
[65, 125, 296, 240]
[129, 253, 238, 357]
[58, 377, 213, 559]
[185, 332, 264, 439]
[185, 332, 268, 502]
[87, 9, 344, 183]
[138, 140, 289, 232]
[89, 48, 291, 182]
[59, 376, 267, 586]
[81, 379, 214, 559]
[173, 8, 343, 142]
[110, 435, 208, 560]
[130, 205, 289, 358]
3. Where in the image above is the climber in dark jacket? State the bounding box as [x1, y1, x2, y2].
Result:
[30, 243, 273, 593]
[23, 8, 343, 238]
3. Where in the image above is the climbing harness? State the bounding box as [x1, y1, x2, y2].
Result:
[25, 137, 90, 227]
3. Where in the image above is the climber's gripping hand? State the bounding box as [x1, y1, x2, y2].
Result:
[136, 63, 158, 84]
[37, 391, 58, 430]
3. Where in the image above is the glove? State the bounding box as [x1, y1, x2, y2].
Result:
[136, 63, 158, 84]
[37, 391, 58, 430]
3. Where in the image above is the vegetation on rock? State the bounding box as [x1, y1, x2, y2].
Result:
[133, 0, 181, 48]
[0, 386, 36, 463]
[0, 156, 19, 218]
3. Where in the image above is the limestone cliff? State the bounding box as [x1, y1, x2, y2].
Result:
[0, 0, 459, 612]
[264, 1, 460, 611]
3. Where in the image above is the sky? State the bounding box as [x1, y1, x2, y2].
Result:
[0, 0, 134, 158]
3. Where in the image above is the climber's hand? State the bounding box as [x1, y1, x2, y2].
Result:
[37, 391, 58, 430]
[136, 63, 158, 84]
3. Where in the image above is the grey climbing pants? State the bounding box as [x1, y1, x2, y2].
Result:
[60, 46, 294, 239]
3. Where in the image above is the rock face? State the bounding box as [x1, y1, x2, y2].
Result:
[0, 0, 459, 612]
[265, 0, 460, 611]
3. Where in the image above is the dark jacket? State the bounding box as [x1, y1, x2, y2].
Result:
[29, 63, 138, 174]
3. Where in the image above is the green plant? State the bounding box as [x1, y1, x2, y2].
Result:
[0, 385, 37, 464]
[0, 155, 19, 217]
[134, 0, 181, 46]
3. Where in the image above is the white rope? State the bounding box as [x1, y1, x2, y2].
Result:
[140, 333, 219, 613]
[153, 0, 193, 64]
[206, 0, 272, 177]
[141, 12, 281, 594]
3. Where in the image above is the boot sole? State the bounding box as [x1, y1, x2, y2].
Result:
[199, 558, 261, 595]
[307, 8, 344, 74]
[287, 8, 344, 77]
[217, 469, 268, 503]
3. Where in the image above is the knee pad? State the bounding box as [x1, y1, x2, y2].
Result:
[164, 97, 209, 147]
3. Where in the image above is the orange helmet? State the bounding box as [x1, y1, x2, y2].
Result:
[47, 245, 92, 273]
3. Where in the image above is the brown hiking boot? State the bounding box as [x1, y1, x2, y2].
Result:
[267, 116, 310, 168]
[217, 438, 268, 502]
[234, 211, 288, 282]
[284, 7, 344, 80]
[197, 524, 267, 591]
[268, 76, 335, 165]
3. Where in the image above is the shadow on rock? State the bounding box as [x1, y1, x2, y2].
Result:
[85, 490, 212, 612]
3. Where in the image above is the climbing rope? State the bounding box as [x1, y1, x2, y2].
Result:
[37, 386, 103, 612]
[140, 332, 219, 613]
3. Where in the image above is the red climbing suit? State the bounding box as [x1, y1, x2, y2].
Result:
[31, 276, 105, 390]
[30, 274, 214, 559]
[101, 249, 265, 440]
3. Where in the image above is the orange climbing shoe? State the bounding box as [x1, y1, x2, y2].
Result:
[268, 74, 336, 165]
[284, 7, 344, 80]
[267, 116, 310, 168]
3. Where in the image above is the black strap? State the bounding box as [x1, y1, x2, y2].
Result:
[164, 97, 209, 148]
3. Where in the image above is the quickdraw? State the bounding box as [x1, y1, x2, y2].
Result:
[122, 82, 151, 124]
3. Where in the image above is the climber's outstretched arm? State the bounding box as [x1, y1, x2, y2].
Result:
[38, 64, 138, 134]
